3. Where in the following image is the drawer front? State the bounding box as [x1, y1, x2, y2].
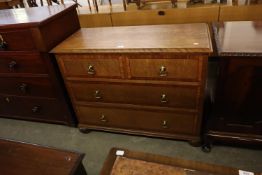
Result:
[69, 82, 199, 110]
[0, 96, 63, 122]
[0, 53, 47, 75]
[0, 29, 36, 51]
[76, 105, 196, 135]
[57, 54, 122, 78]
[0, 77, 55, 98]
[128, 55, 203, 81]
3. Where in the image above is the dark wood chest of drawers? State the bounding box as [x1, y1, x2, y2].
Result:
[204, 21, 262, 149]
[0, 138, 87, 175]
[52, 24, 213, 143]
[0, 4, 80, 125]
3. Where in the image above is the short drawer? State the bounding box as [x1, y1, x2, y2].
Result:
[0, 96, 63, 122]
[0, 52, 47, 75]
[76, 105, 196, 135]
[0, 77, 55, 98]
[128, 54, 203, 81]
[56, 54, 123, 78]
[69, 82, 199, 110]
[0, 29, 36, 51]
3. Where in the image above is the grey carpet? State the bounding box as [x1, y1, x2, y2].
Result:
[0, 117, 261, 175]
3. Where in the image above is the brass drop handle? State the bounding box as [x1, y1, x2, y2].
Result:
[100, 115, 107, 122]
[94, 90, 102, 99]
[162, 120, 168, 129]
[32, 106, 41, 113]
[9, 61, 17, 70]
[161, 94, 168, 103]
[19, 83, 28, 93]
[5, 97, 10, 103]
[0, 34, 8, 49]
[87, 65, 95, 75]
[159, 66, 167, 77]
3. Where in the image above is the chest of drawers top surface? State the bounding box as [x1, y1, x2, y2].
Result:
[214, 21, 262, 56]
[0, 4, 79, 52]
[52, 23, 213, 54]
[0, 4, 76, 28]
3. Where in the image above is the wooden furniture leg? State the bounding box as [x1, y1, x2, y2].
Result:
[87, 0, 92, 11]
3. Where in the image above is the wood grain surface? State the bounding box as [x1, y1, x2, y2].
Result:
[214, 21, 262, 56]
[0, 4, 77, 28]
[100, 148, 261, 175]
[52, 24, 213, 53]
[0, 138, 86, 175]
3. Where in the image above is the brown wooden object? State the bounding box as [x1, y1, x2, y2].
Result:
[100, 147, 261, 175]
[0, 0, 24, 9]
[0, 138, 87, 175]
[0, 4, 80, 125]
[52, 24, 213, 144]
[204, 21, 262, 150]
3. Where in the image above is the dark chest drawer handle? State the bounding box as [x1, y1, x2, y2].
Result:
[94, 90, 102, 99]
[9, 61, 17, 70]
[100, 115, 108, 123]
[32, 106, 41, 113]
[0, 34, 8, 50]
[159, 66, 167, 77]
[161, 94, 168, 103]
[162, 120, 168, 129]
[87, 65, 95, 75]
[19, 83, 28, 93]
[5, 97, 11, 103]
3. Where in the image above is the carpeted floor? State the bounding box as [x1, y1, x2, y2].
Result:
[0, 117, 261, 175]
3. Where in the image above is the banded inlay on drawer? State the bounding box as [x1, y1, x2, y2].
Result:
[0, 53, 47, 75]
[69, 82, 199, 110]
[76, 105, 196, 135]
[128, 55, 203, 81]
[0, 29, 36, 51]
[0, 77, 55, 98]
[0, 95, 62, 121]
[57, 54, 123, 78]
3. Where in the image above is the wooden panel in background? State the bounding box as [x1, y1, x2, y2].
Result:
[111, 5, 219, 26]
[219, 4, 262, 21]
[78, 14, 112, 27]
[77, 6, 112, 28]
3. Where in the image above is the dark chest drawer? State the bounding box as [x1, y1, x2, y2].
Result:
[128, 55, 203, 81]
[0, 29, 36, 51]
[76, 105, 197, 135]
[56, 54, 123, 78]
[0, 95, 65, 123]
[0, 77, 55, 98]
[0, 52, 47, 75]
[69, 82, 199, 110]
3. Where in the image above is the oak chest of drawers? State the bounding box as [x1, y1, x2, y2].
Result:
[0, 4, 80, 125]
[52, 24, 213, 143]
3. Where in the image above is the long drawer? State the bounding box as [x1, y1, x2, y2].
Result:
[76, 105, 197, 135]
[56, 54, 123, 78]
[0, 77, 55, 98]
[69, 82, 199, 110]
[0, 52, 47, 75]
[0, 29, 36, 51]
[0, 95, 63, 122]
[128, 54, 203, 81]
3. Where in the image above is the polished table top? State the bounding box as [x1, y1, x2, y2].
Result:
[214, 21, 262, 56]
[0, 138, 84, 175]
[52, 23, 213, 53]
[0, 4, 76, 28]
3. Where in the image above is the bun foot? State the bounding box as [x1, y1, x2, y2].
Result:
[79, 128, 91, 134]
[188, 139, 201, 147]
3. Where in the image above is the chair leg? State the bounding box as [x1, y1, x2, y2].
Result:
[87, 0, 92, 11]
